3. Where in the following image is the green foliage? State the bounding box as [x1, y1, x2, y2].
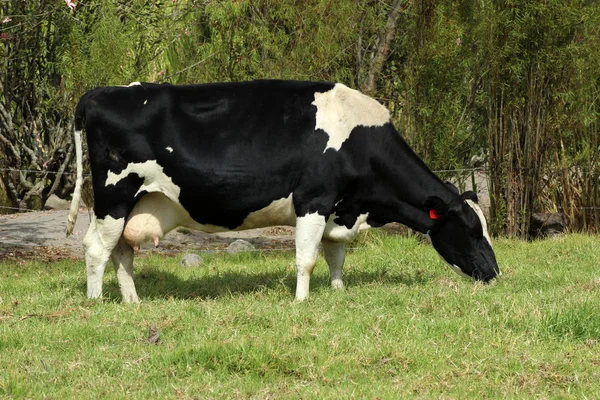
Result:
[390, 0, 487, 170]
[0, 0, 79, 210]
[467, 0, 600, 235]
[2, 0, 600, 234]
[157, 0, 368, 84]
[65, 1, 132, 87]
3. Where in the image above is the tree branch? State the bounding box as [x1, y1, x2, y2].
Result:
[361, 0, 407, 95]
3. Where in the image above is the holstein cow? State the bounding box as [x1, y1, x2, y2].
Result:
[66, 80, 499, 303]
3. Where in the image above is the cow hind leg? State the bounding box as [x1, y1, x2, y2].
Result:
[111, 237, 138, 303]
[83, 215, 125, 299]
[294, 212, 327, 301]
[322, 240, 345, 290]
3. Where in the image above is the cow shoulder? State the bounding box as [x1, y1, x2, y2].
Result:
[312, 84, 390, 152]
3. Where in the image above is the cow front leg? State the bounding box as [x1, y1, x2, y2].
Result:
[83, 215, 124, 299]
[322, 240, 345, 290]
[294, 212, 327, 301]
[111, 237, 138, 303]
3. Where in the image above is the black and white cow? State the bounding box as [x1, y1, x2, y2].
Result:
[66, 80, 500, 303]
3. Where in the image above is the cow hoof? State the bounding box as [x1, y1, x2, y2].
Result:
[122, 295, 140, 304]
[331, 280, 344, 290]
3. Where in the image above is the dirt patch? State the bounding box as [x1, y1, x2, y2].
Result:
[0, 209, 296, 261]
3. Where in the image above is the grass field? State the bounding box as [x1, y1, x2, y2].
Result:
[1, 233, 599, 399]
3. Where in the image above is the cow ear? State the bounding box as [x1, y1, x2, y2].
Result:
[461, 190, 478, 203]
[424, 196, 448, 220]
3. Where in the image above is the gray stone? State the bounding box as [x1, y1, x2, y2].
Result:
[43, 194, 71, 210]
[180, 253, 204, 267]
[226, 239, 256, 253]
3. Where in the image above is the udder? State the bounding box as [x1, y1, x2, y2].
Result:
[122, 192, 187, 251]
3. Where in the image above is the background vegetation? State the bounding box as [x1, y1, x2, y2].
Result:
[1, 0, 599, 237]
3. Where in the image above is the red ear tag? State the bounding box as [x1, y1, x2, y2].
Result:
[429, 209, 441, 220]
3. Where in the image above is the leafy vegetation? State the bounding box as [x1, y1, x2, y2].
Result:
[1, 0, 599, 236]
[1, 234, 599, 398]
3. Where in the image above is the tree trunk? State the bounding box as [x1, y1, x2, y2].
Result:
[360, 0, 407, 95]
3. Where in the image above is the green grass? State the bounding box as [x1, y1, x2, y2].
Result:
[1, 234, 600, 399]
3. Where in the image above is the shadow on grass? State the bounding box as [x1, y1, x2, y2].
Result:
[94, 263, 434, 301]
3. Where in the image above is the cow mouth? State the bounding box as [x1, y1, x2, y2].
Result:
[472, 268, 498, 283]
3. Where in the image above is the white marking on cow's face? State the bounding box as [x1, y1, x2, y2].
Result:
[312, 84, 390, 152]
[144, 100, 148, 105]
[166, 146, 173, 153]
[323, 213, 370, 242]
[236, 194, 296, 230]
[105, 160, 181, 202]
[465, 199, 492, 247]
[449, 264, 473, 279]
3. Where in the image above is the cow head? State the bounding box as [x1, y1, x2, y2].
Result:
[425, 191, 500, 282]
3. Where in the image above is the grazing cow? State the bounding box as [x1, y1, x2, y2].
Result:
[66, 80, 500, 303]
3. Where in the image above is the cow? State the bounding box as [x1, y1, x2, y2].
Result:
[66, 80, 500, 303]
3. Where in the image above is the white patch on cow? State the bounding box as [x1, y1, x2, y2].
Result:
[111, 237, 138, 303]
[236, 194, 295, 230]
[83, 214, 125, 299]
[144, 99, 148, 105]
[105, 160, 181, 202]
[322, 240, 345, 289]
[358, 219, 372, 232]
[466, 199, 501, 276]
[323, 213, 369, 242]
[465, 199, 492, 247]
[449, 264, 472, 279]
[295, 212, 327, 301]
[166, 146, 173, 153]
[312, 83, 390, 152]
[128, 81, 142, 87]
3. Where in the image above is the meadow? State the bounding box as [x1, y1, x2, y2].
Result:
[1, 233, 599, 399]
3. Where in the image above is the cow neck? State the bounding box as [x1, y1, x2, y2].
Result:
[369, 133, 458, 234]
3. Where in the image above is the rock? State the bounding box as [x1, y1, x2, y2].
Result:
[146, 323, 160, 344]
[179, 253, 204, 267]
[226, 239, 256, 253]
[530, 213, 565, 238]
[43, 194, 71, 210]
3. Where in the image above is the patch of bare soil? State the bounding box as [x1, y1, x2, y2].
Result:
[0, 209, 296, 261]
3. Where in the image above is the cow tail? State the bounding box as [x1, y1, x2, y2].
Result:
[66, 97, 87, 236]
